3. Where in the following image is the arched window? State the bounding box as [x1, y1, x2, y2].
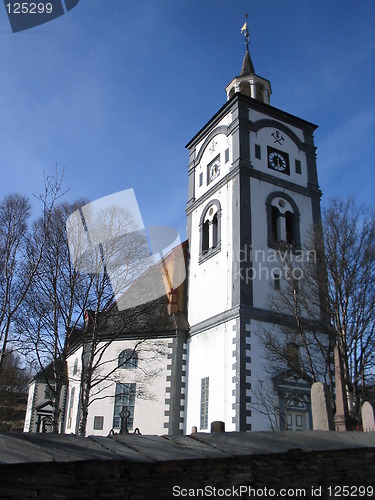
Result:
[285, 211, 295, 245]
[239, 81, 251, 97]
[256, 83, 265, 102]
[73, 358, 78, 376]
[118, 349, 138, 369]
[271, 206, 280, 241]
[266, 193, 301, 249]
[228, 87, 236, 99]
[212, 213, 218, 247]
[202, 220, 209, 254]
[199, 200, 222, 262]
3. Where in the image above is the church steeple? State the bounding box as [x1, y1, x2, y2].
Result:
[226, 17, 271, 104]
[240, 46, 255, 76]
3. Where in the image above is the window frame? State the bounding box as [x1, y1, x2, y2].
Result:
[118, 349, 138, 369]
[266, 192, 301, 250]
[199, 200, 222, 264]
[93, 416, 104, 430]
[200, 377, 209, 430]
[113, 382, 136, 430]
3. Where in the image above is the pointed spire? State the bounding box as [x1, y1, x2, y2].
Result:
[240, 46, 255, 76]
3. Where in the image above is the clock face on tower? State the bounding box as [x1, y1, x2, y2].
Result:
[208, 155, 221, 183]
[267, 146, 290, 175]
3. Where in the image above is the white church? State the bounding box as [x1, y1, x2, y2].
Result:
[24, 25, 323, 436]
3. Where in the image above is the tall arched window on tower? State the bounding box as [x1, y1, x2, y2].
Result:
[271, 206, 280, 241]
[199, 200, 222, 262]
[285, 211, 295, 245]
[202, 220, 210, 254]
[266, 193, 301, 249]
[212, 213, 218, 247]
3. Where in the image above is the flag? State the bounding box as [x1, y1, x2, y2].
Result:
[241, 22, 247, 33]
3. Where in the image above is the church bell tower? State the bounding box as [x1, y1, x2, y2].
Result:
[184, 19, 321, 433]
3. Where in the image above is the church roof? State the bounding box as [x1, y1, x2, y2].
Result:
[240, 46, 255, 76]
[94, 295, 189, 341]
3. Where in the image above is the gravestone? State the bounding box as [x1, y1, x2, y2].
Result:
[311, 382, 334, 431]
[361, 401, 375, 432]
[211, 421, 225, 433]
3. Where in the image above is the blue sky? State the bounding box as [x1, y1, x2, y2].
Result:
[0, 0, 374, 240]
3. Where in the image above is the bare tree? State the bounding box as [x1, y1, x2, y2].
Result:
[265, 246, 334, 381]
[77, 323, 168, 435]
[20, 192, 179, 436]
[0, 175, 63, 372]
[0, 194, 31, 370]
[259, 198, 375, 428]
[323, 198, 375, 424]
[21, 199, 92, 433]
[70, 203, 157, 436]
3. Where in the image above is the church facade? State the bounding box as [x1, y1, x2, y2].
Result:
[25, 29, 322, 436]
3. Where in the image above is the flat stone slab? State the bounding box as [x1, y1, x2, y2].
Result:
[88, 435, 153, 463]
[0, 433, 53, 464]
[111, 434, 220, 462]
[165, 434, 229, 459]
[1, 431, 374, 465]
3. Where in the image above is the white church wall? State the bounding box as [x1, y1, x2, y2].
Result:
[247, 319, 281, 431]
[250, 110, 306, 143]
[65, 346, 83, 434]
[194, 112, 232, 158]
[187, 184, 233, 326]
[250, 124, 309, 188]
[23, 381, 36, 432]
[69, 338, 170, 436]
[195, 132, 232, 199]
[185, 319, 237, 433]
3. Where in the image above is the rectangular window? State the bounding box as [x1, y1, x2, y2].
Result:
[113, 383, 136, 430]
[255, 144, 261, 159]
[200, 377, 209, 430]
[44, 384, 54, 400]
[199, 172, 203, 187]
[225, 148, 229, 163]
[295, 159, 301, 174]
[93, 416, 104, 430]
[67, 387, 75, 429]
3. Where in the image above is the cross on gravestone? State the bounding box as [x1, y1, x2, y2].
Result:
[361, 401, 375, 432]
[311, 382, 335, 431]
[119, 406, 131, 435]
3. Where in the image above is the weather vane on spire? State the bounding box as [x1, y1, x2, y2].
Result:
[240, 13, 250, 48]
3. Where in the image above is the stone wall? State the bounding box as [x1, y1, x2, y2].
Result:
[1, 431, 374, 499]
